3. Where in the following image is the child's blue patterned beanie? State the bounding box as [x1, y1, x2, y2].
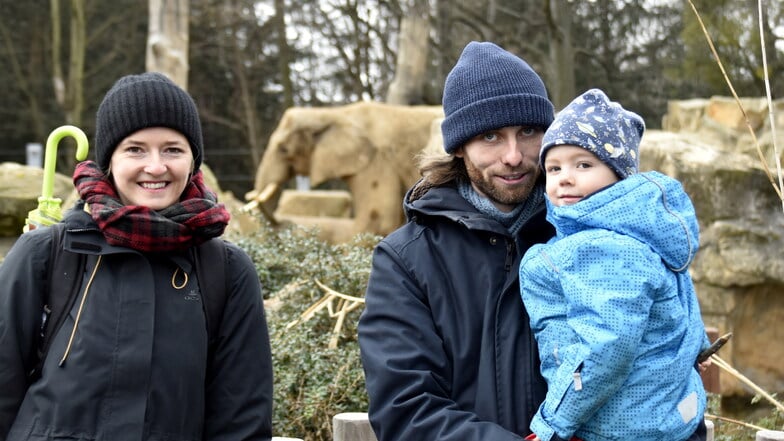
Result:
[441, 41, 554, 154]
[541, 88, 644, 179]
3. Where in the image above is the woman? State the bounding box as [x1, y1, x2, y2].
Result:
[0, 72, 273, 441]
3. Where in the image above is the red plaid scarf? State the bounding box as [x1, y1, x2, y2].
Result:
[73, 161, 230, 252]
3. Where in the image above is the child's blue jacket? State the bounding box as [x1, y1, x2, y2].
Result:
[520, 171, 709, 441]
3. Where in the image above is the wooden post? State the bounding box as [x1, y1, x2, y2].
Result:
[701, 327, 721, 394]
[146, 0, 190, 89]
[757, 430, 784, 441]
[705, 419, 714, 441]
[332, 412, 377, 441]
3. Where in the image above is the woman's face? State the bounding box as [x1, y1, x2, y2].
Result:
[110, 127, 194, 210]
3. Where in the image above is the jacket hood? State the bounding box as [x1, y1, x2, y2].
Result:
[403, 180, 484, 223]
[547, 171, 699, 272]
[402, 179, 545, 236]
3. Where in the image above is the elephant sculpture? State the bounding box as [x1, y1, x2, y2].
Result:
[245, 101, 444, 237]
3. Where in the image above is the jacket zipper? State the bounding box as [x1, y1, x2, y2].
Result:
[504, 241, 515, 272]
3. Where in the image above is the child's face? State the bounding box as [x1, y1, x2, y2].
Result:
[543, 145, 619, 206]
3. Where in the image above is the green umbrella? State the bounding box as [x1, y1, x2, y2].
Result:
[24, 125, 89, 232]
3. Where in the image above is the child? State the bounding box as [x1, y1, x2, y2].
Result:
[519, 89, 709, 441]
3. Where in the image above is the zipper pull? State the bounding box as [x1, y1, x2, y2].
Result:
[573, 371, 583, 391]
[504, 241, 514, 272]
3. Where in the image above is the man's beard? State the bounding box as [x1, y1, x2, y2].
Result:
[463, 156, 539, 208]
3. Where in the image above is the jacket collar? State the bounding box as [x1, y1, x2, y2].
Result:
[62, 202, 136, 256]
[404, 182, 547, 237]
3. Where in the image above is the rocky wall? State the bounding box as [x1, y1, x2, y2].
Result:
[649, 96, 784, 397]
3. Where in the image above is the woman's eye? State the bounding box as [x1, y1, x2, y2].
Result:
[163, 146, 187, 155]
[124, 146, 143, 154]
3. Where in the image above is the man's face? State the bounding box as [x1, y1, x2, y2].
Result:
[456, 125, 544, 212]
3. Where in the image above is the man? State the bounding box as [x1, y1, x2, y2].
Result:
[358, 41, 556, 440]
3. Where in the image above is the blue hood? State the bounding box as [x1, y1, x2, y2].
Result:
[546, 171, 699, 272]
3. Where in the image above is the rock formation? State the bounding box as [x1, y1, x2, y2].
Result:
[654, 96, 783, 398]
[0, 162, 74, 236]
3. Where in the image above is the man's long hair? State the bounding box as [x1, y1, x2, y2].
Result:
[409, 148, 467, 200]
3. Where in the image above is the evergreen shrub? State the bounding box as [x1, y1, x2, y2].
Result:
[230, 223, 380, 440]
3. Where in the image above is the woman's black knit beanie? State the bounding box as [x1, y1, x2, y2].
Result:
[94, 72, 203, 172]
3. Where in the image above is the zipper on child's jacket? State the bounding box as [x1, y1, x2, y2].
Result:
[573, 363, 584, 391]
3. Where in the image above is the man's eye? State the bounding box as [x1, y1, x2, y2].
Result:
[482, 133, 497, 142]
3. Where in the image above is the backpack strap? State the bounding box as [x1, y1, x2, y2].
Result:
[30, 224, 87, 381]
[193, 238, 229, 350]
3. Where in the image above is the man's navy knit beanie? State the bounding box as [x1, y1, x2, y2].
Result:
[441, 41, 554, 154]
[94, 72, 203, 172]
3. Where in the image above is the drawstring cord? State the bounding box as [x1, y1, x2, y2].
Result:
[59, 255, 102, 367]
[171, 267, 188, 289]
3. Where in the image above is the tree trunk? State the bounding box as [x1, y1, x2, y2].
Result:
[50, 0, 87, 172]
[545, 0, 575, 110]
[51, 0, 64, 108]
[274, 0, 294, 109]
[385, 0, 430, 105]
[225, 1, 262, 167]
[66, 0, 85, 127]
[51, 0, 86, 125]
[147, 0, 189, 89]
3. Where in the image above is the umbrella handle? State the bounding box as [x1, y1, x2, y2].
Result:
[42, 125, 89, 200]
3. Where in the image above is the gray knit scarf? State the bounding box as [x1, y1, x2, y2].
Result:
[458, 179, 545, 237]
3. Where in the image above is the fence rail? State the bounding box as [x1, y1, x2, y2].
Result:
[275, 413, 784, 441]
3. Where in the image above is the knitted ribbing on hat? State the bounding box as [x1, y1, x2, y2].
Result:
[73, 160, 229, 252]
[94, 72, 203, 172]
[441, 42, 554, 154]
[541, 88, 645, 179]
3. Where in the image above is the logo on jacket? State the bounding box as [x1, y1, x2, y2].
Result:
[184, 289, 201, 301]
